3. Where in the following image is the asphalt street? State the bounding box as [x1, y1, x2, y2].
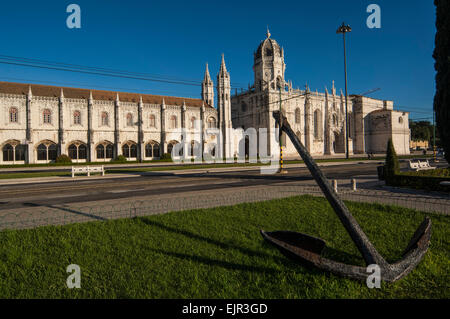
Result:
[0, 162, 383, 210]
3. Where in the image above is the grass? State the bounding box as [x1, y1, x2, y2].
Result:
[0, 195, 448, 299]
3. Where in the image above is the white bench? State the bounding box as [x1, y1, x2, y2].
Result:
[408, 160, 436, 171]
[72, 165, 105, 178]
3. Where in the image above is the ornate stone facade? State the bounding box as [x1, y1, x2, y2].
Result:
[0, 82, 218, 164]
[230, 30, 410, 157]
[0, 31, 410, 165]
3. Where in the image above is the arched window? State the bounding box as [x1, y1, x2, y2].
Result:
[313, 110, 322, 140]
[167, 141, 179, 157]
[332, 114, 337, 126]
[37, 144, 47, 161]
[208, 117, 216, 129]
[96, 142, 114, 160]
[122, 142, 137, 158]
[73, 111, 81, 125]
[68, 142, 87, 160]
[15, 144, 26, 161]
[170, 115, 177, 129]
[36, 141, 57, 161]
[145, 141, 160, 158]
[2, 142, 25, 162]
[96, 144, 104, 159]
[126, 113, 133, 127]
[43, 109, 52, 124]
[9, 108, 18, 123]
[295, 108, 301, 124]
[106, 144, 114, 159]
[399, 116, 403, 124]
[241, 102, 247, 112]
[149, 114, 156, 128]
[68, 144, 77, 159]
[48, 144, 57, 161]
[101, 112, 109, 126]
[348, 113, 353, 139]
[78, 144, 87, 159]
[2, 144, 13, 161]
[190, 116, 196, 129]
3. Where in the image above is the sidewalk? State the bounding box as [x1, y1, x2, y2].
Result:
[0, 160, 380, 186]
[0, 176, 448, 231]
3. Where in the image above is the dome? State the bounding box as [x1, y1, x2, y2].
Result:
[254, 30, 283, 60]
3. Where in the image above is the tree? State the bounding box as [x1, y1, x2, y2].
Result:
[434, 0, 450, 164]
[385, 138, 399, 183]
[409, 121, 432, 142]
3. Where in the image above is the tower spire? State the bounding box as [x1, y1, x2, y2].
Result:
[266, 26, 271, 38]
[202, 62, 214, 107]
[203, 62, 211, 82]
[219, 54, 228, 75]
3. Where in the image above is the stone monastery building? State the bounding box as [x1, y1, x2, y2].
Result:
[0, 30, 410, 164]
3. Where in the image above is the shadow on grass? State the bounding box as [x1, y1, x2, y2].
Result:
[141, 218, 363, 276]
[322, 246, 364, 266]
[147, 248, 280, 274]
[142, 219, 283, 261]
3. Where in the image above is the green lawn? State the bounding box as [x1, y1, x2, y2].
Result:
[0, 195, 448, 299]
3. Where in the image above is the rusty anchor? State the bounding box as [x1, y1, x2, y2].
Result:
[260, 111, 431, 282]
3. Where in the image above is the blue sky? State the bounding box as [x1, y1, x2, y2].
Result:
[0, 0, 436, 121]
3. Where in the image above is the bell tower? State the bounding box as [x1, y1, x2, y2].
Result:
[217, 54, 233, 159]
[253, 28, 286, 91]
[201, 63, 214, 107]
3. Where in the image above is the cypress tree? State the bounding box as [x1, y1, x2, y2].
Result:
[433, 0, 450, 164]
[385, 138, 399, 182]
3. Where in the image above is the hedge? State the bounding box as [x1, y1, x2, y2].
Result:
[386, 173, 450, 192]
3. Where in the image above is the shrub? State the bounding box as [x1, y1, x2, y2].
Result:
[159, 153, 172, 161]
[389, 173, 450, 192]
[55, 154, 72, 164]
[111, 155, 127, 163]
[384, 138, 399, 183]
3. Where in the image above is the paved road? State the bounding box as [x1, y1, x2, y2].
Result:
[0, 161, 449, 230]
[0, 162, 385, 210]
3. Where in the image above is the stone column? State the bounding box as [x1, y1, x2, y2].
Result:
[160, 98, 166, 155]
[138, 96, 144, 161]
[58, 88, 65, 157]
[26, 86, 34, 164]
[200, 103, 205, 158]
[181, 101, 186, 129]
[88, 91, 95, 162]
[304, 91, 312, 152]
[324, 88, 331, 155]
[114, 93, 121, 157]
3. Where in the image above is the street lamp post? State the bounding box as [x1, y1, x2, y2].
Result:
[433, 106, 437, 162]
[337, 22, 352, 159]
[278, 85, 287, 174]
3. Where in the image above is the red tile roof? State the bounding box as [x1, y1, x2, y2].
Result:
[0, 81, 213, 108]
